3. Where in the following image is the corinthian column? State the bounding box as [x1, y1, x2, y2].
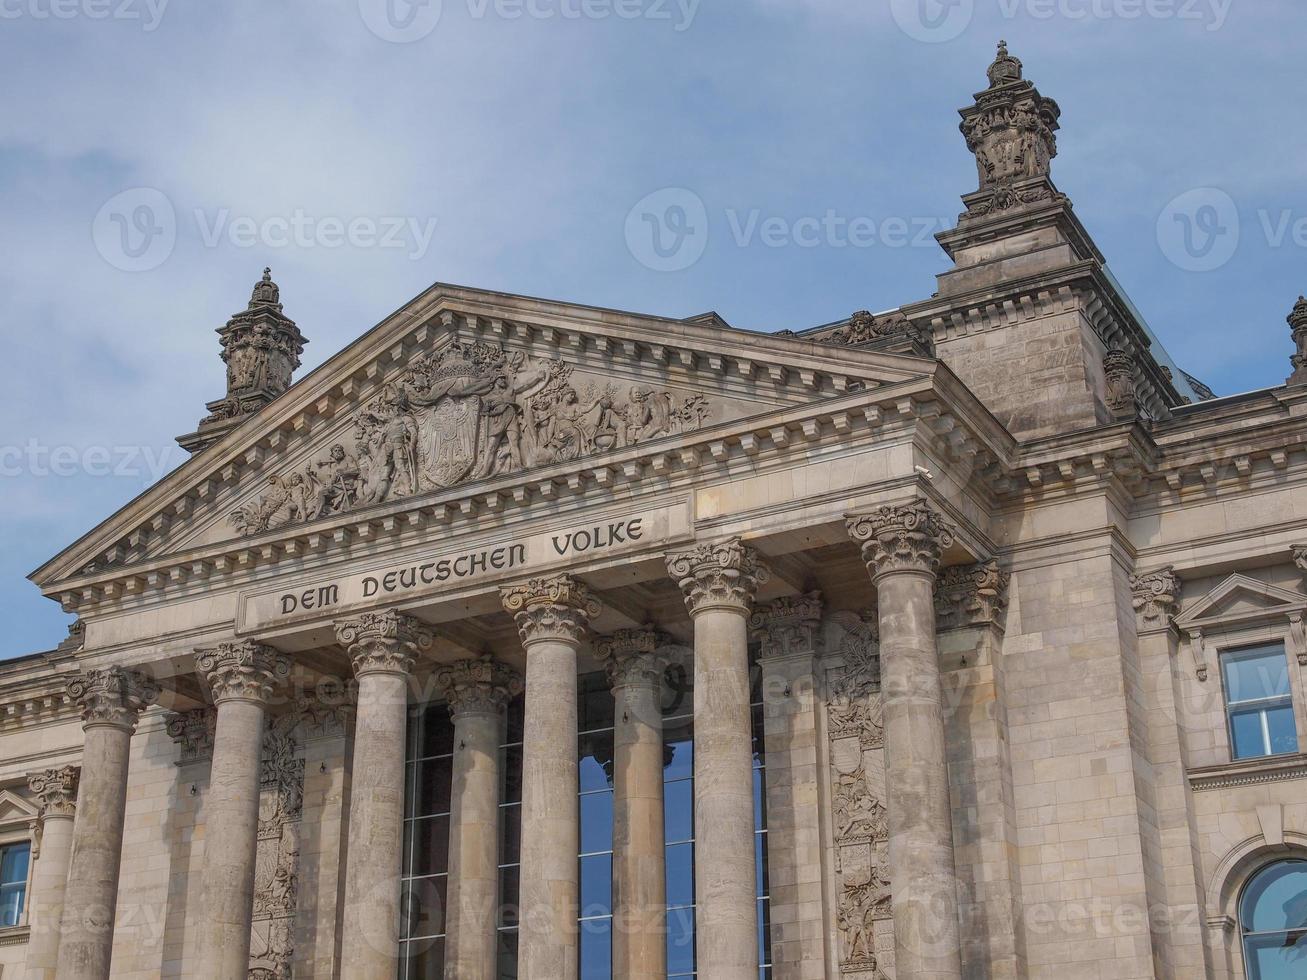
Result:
[595, 628, 670, 980]
[56, 667, 159, 980]
[666, 540, 770, 980]
[24, 766, 79, 980]
[335, 610, 432, 980]
[847, 502, 962, 980]
[194, 642, 290, 980]
[500, 576, 599, 979]
[437, 656, 522, 980]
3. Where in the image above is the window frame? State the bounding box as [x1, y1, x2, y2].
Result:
[1237, 858, 1307, 980]
[0, 826, 35, 932]
[1220, 642, 1300, 761]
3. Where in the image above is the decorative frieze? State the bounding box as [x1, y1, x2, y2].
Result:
[334, 609, 433, 676]
[27, 766, 79, 819]
[666, 539, 770, 615]
[594, 628, 670, 690]
[1131, 566, 1182, 628]
[66, 667, 159, 730]
[500, 574, 600, 646]
[435, 656, 523, 717]
[821, 310, 931, 352]
[847, 501, 954, 580]
[749, 592, 823, 660]
[195, 642, 290, 705]
[230, 340, 711, 535]
[934, 561, 1010, 631]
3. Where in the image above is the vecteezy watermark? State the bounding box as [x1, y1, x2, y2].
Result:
[93, 189, 439, 271]
[1156, 187, 1240, 272]
[891, 0, 1232, 41]
[359, 0, 699, 42]
[624, 187, 950, 272]
[0, 440, 184, 481]
[0, 0, 169, 30]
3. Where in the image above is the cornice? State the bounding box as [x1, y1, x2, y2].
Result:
[1189, 754, 1307, 791]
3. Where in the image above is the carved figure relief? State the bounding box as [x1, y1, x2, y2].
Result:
[824, 610, 894, 977]
[232, 341, 712, 535]
[249, 712, 304, 979]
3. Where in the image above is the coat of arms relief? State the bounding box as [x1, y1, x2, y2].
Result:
[231, 341, 712, 535]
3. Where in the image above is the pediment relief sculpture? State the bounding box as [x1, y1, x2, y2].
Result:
[230, 341, 713, 535]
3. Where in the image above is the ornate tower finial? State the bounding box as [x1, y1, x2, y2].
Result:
[179, 267, 309, 453]
[987, 40, 1023, 88]
[958, 44, 1063, 220]
[1288, 295, 1307, 385]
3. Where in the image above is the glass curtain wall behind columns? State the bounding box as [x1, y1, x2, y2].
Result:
[402, 654, 773, 980]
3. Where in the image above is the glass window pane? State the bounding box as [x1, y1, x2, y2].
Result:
[401, 875, 448, 941]
[664, 779, 694, 844]
[405, 936, 445, 980]
[500, 804, 522, 866]
[1224, 647, 1292, 703]
[501, 745, 524, 804]
[505, 695, 525, 744]
[1241, 861, 1307, 932]
[579, 673, 615, 732]
[410, 814, 451, 877]
[666, 906, 696, 975]
[0, 843, 30, 885]
[662, 663, 693, 717]
[1244, 933, 1307, 980]
[1230, 708, 1270, 760]
[498, 867, 520, 929]
[411, 756, 453, 819]
[665, 842, 694, 909]
[579, 916, 612, 980]
[579, 853, 612, 918]
[757, 897, 773, 966]
[1267, 704, 1300, 756]
[663, 723, 694, 781]
[755, 833, 769, 899]
[754, 768, 768, 831]
[580, 792, 614, 855]
[580, 732, 615, 792]
[496, 929, 519, 980]
[413, 708, 455, 759]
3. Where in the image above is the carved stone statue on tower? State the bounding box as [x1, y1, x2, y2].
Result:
[1288, 294, 1307, 385]
[957, 41, 1065, 220]
[178, 268, 308, 453]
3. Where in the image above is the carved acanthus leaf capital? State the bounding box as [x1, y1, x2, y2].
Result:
[196, 642, 290, 705]
[166, 707, 218, 763]
[28, 766, 79, 819]
[500, 575, 600, 647]
[334, 610, 432, 677]
[435, 657, 523, 718]
[1131, 567, 1183, 628]
[666, 540, 771, 615]
[847, 502, 954, 581]
[750, 592, 823, 659]
[595, 628, 670, 690]
[934, 561, 1010, 631]
[66, 667, 159, 731]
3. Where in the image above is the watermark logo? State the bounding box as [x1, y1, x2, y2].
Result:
[1156, 187, 1240, 272]
[624, 187, 709, 273]
[890, 0, 974, 43]
[0, 0, 170, 31]
[92, 187, 177, 273]
[358, 0, 443, 43]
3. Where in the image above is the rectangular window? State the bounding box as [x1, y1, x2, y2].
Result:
[1222, 644, 1299, 761]
[0, 841, 30, 928]
[400, 704, 456, 978]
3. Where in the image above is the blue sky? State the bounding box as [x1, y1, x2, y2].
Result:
[1, 0, 1303, 658]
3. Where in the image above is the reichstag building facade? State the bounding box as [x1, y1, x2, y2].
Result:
[1, 43, 1305, 980]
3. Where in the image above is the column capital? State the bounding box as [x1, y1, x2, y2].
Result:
[595, 627, 670, 690]
[334, 609, 432, 677]
[166, 707, 218, 763]
[666, 539, 770, 616]
[934, 560, 1011, 631]
[500, 575, 599, 647]
[435, 656, 523, 718]
[196, 641, 290, 705]
[749, 591, 823, 660]
[1131, 566, 1183, 631]
[846, 501, 954, 581]
[66, 666, 159, 731]
[28, 766, 79, 820]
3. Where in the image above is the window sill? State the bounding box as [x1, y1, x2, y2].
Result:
[1189, 752, 1307, 791]
[0, 924, 30, 946]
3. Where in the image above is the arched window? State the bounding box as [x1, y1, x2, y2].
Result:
[1240, 860, 1307, 979]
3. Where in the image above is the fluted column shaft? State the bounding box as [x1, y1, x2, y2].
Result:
[195, 642, 289, 980]
[501, 576, 599, 980]
[848, 503, 963, 980]
[56, 668, 159, 980]
[439, 657, 522, 980]
[24, 766, 79, 980]
[667, 541, 770, 980]
[336, 610, 433, 980]
[597, 629, 669, 980]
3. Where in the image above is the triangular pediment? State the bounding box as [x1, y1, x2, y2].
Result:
[32, 283, 935, 600]
[0, 789, 37, 827]
[1175, 573, 1307, 630]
